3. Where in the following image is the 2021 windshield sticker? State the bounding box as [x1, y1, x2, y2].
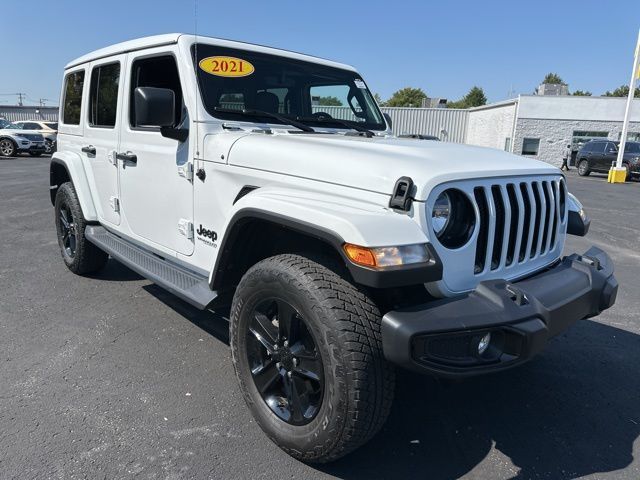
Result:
[354, 79, 367, 89]
[199, 56, 255, 77]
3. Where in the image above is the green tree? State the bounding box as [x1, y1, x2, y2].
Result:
[542, 73, 566, 85]
[447, 86, 487, 109]
[604, 85, 640, 97]
[317, 96, 343, 106]
[373, 93, 385, 106]
[571, 90, 592, 96]
[385, 87, 427, 107]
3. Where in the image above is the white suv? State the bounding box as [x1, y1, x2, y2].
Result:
[11, 120, 57, 153]
[0, 119, 46, 157]
[50, 34, 618, 462]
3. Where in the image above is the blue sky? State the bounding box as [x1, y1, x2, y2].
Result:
[1, 0, 638, 107]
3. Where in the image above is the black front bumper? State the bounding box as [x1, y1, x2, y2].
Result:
[381, 247, 617, 377]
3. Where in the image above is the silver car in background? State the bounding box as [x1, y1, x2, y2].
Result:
[0, 119, 47, 157]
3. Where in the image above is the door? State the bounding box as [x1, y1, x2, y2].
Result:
[603, 142, 619, 170]
[117, 51, 194, 256]
[588, 142, 606, 171]
[81, 57, 125, 226]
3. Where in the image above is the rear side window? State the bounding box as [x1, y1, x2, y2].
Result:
[129, 55, 183, 128]
[62, 71, 85, 125]
[89, 62, 120, 128]
[625, 143, 640, 154]
[24, 122, 41, 130]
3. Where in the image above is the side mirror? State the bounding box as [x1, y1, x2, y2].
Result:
[134, 87, 175, 128]
[383, 112, 393, 130]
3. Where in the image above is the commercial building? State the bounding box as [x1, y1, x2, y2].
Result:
[0, 105, 58, 122]
[467, 95, 640, 166]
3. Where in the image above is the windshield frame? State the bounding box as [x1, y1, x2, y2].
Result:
[191, 43, 387, 131]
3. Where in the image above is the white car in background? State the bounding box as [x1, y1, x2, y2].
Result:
[0, 119, 47, 157]
[11, 120, 58, 153]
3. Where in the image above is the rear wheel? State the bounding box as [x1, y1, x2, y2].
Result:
[54, 182, 108, 274]
[0, 138, 16, 157]
[230, 254, 394, 463]
[578, 159, 590, 176]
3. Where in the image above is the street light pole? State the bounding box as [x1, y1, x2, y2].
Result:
[613, 29, 640, 179]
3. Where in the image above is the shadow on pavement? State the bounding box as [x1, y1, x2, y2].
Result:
[129, 279, 639, 479]
[322, 319, 639, 479]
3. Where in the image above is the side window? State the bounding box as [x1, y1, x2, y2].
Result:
[130, 55, 183, 128]
[591, 142, 606, 153]
[605, 142, 618, 154]
[89, 62, 120, 128]
[580, 143, 592, 153]
[521, 138, 540, 156]
[62, 70, 85, 125]
[24, 122, 41, 130]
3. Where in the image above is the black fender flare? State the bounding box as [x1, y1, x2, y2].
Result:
[210, 208, 442, 290]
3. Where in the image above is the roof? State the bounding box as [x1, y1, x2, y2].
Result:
[65, 33, 356, 72]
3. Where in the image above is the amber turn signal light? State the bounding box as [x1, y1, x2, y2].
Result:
[343, 243, 378, 267]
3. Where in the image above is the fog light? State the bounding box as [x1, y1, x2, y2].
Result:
[477, 332, 491, 355]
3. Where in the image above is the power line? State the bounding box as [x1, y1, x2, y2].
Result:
[0, 93, 27, 106]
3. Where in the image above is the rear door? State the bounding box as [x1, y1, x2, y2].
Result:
[589, 142, 606, 171]
[81, 57, 126, 226]
[117, 50, 194, 256]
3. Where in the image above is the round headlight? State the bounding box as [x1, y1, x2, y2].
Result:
[432, 192, 451, 236]
[431, 188, 476, 249]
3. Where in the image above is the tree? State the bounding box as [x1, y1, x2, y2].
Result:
[317, 96, 343, 106]
[385, 87, 427, 107]
[542, 73, 566, 85]
[373, 93, 385, 106]
[571, 90, 592, 96]
[604, 85, 640, 97]
[447, 86, 487, 109]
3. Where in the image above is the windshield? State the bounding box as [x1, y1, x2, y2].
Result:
[193, 44, 386, 131]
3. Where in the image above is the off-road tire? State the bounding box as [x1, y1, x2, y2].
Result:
[230, 254, 395, 463]
[0, 138, 16, 157]
[54, 182, 108, 274]
[578, 159, 591, 176]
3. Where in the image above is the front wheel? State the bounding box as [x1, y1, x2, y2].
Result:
[578, 159, 591, 176]
[0, 138, 16, 157]
[230, 254, 394, 463]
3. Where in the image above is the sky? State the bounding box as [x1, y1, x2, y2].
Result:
[1, 0, 638, 107]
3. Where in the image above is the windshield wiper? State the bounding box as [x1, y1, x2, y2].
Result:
[297, 115, 374, 138]
[213, 107, 315, 133]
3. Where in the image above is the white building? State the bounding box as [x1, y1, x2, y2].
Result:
[466, 95, 640, 166]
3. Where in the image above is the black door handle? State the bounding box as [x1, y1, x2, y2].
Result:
[116, 151, 137, 164]
[81, 145, 96, 155]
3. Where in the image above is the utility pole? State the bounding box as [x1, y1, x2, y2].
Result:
[17, 93, 25, 106]
[610, 29, 640, 183]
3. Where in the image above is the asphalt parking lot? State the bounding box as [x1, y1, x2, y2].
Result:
[1, 156, 639, 479]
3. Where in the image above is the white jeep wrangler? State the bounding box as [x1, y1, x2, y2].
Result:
[50, 34, 618, 463]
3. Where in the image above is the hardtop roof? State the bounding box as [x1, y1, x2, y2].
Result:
[65, 33, 357, 72]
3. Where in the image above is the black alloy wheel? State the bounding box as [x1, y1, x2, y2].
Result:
[247, 297, 324, 426]
[58, 203, 77, 258]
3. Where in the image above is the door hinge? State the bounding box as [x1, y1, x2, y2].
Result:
[109, 196, 120, 213]
[178, 219, 194, 239]
[178, 162, 194, 181]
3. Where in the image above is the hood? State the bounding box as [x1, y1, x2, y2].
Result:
[224, 133, 560, 201]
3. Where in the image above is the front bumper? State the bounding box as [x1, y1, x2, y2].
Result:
[381, 247, 617, 377]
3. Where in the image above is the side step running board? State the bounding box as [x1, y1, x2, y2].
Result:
[85, 225, 217, 310]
